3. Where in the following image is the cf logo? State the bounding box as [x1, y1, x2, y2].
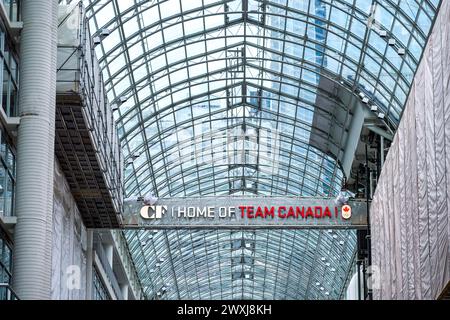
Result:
[140, 205, 168, 219]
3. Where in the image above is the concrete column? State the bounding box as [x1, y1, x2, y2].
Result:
[105, 243, 114, 267]
[120, 284, 129, 300]
[85, 229, 94, 300]
[12, 0, 58, 300]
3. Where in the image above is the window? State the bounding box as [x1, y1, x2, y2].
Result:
[0, 232, 12, 300]
[92, 267, 110, 300]
[0, 129, 14, 217]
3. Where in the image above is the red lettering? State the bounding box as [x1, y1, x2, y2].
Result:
[255, 206, 264, 218]
[305, 207, 314, 218]
[239, 206, 247, 218]
[315, 206, 322, 218]
[296, 207, 305, 218]
[323, 207, 332, 218]
[286, 207, 295, 218]
[247, 206, 254, 219]
[264, 207, 275, 218]
[278, 206, 287, 218]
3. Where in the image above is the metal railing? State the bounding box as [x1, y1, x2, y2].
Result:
[0, 283, 19, 300]
[94, 242, 124, 300]
[56, 2, 124, 226]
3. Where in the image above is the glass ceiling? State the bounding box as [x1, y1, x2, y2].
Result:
[69, 0, 441, 299]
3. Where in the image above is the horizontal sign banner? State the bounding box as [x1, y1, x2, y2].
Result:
[121, 196, 368, 229]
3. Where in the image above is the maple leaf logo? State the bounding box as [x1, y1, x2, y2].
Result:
[341, 205, 352, 219]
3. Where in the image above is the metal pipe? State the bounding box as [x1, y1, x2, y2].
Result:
[85, 229, 94, 300]
[12, 0, 58, 300]
[365, 143, 373, 300]
[357, 260, 362, 300]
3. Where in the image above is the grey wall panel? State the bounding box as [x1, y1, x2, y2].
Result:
[371, 0, 450, 300]
[51, 160, 87, 300]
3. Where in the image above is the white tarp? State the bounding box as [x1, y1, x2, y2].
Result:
[51, 161, 87, 300]
[371, 0, 450, 299]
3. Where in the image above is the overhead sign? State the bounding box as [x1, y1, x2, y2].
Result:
[122, 196, 367, 229]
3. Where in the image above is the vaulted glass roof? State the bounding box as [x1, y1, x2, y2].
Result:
[74, 0, 441, 299]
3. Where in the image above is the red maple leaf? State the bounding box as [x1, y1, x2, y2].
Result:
[343, 206, 350, 212]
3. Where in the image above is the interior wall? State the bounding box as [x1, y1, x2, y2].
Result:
[51, 160, 87, 300]
[370, 0, 450, 300]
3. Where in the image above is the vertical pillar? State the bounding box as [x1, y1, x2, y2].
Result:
[120, 284, 129, 300]
[85, 229, 94, 300]
[12, 0, 58, 300]
[105, 244, 114, 267]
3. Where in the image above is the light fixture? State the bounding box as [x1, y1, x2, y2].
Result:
[93, 36, 101, 45]
[126, 158, 134, 165]
[111, 105, 119, 111]
[132, 151, 141, 159]
[100, 28, 111, 37]
[362, 97, 369, 104]
[378, 112, 385, 119]
[119, 96, 128, 104]
[370, 105, 378, 112]
[379, 30, 387, 37]
[388, 38, 396, 46]
[397, 48, 406, 55]
[359, 92, 365, 99]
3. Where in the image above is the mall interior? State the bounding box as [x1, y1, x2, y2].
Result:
[0, 0, 449, 300]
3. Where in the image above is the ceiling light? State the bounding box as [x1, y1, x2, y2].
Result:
[93, 36, 101, 45]
[362, 97, 369, 104]
[378, 113, 385, 119]
[132, 151, 141, 159]
[100, 28, 111, 37]
[388, 38, 396, 46]
[379, 30, 387, 37]
[370, 105, 378, 112]
[397, 48, 406, 55]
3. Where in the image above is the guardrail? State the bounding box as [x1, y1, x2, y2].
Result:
[0, 283, 19, 300]
[94, 242, 124, 300]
